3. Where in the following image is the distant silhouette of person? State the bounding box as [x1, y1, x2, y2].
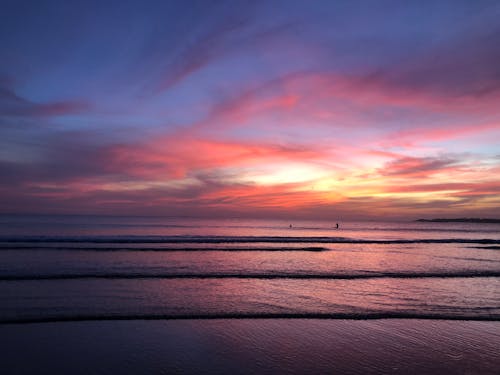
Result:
[289, 224, 293, 228]
[335, 223, 339, 229]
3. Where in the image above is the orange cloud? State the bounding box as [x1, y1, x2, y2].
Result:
[107, 137, 325, 179]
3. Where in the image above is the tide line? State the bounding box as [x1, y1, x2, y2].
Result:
[1, 270, 500, 281]
[2, 312, 500, 325]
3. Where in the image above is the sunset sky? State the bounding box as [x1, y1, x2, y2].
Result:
[1, 0, 499, 219]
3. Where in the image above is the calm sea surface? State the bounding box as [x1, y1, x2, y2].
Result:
[0, 215, 499, 323]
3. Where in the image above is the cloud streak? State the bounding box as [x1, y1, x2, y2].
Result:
[0, 85, 88, 117]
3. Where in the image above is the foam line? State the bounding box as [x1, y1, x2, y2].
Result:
[1, 271, 499, 281]
[0, 246, 328, 252]
[2, 312, 499, 324]
[0, 236, 499, 244]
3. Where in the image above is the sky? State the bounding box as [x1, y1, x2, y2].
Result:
[1, 0, 499, 220]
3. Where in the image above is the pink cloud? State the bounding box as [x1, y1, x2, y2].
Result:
[378, 155, 462, 178]
[380, 122, 500, 148]
[107, 137, 324, 179]
[168, 71, 500, 152]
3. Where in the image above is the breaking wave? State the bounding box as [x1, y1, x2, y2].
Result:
[1, 235, 499, 245]
[2, 270, 500, 281]
[3, 312, 500, 324]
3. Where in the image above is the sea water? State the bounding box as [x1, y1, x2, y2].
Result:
[0, 215, 499, 323]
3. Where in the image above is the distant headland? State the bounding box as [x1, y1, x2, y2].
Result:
[416, 218, 500, 223]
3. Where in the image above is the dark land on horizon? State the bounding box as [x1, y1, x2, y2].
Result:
[416, 218, 500, 223]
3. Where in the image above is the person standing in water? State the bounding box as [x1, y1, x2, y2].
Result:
[335, 223, 339, 229]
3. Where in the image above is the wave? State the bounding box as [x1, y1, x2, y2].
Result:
[0, 246, 328, 252]
[2, 271, 500, 281]
[1, 235, 499, 244]
[470, 246, 500, 250]
[3, 221, 499, 232]
[2, 312, 499, 324]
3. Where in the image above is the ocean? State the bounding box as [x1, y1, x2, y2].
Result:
[1, 215, 499, 373]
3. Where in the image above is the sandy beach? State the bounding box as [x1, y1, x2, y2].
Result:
[2, 319, 499, 374]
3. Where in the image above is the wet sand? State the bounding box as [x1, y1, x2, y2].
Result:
[2, 319, 499, 374]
